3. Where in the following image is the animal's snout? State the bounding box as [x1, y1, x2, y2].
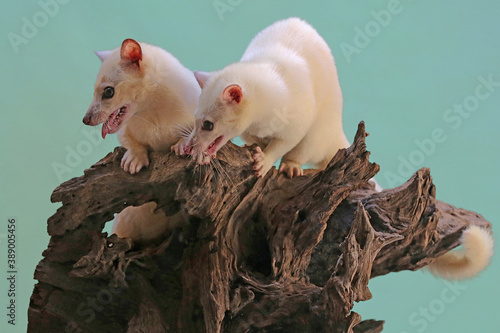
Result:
[83, 115, 92, 125]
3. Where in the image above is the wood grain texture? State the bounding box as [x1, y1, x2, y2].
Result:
[28, 122, 491, 333]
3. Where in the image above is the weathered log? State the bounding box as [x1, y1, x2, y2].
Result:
[28, 122, 491, 333]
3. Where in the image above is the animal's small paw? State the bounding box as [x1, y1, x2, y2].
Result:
[194, 152, 212, 165]
[171, 137, 188, 156]
[279, 160, 304, 178]
[121, 149, 149, 174]
[252, 147, 272, 178]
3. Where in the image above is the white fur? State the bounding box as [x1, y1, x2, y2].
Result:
[188, 18, 351, 178]
[85, 40, 200, 242]
[112, 202, 187, 243]
[427, 225, 494, 280]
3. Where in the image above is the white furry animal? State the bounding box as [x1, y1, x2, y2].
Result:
[111, 202, 187, 244]
[428, 225, 494, 280]
[84, 38, 200, 173]
[181, 18, 351, 178]
[83, 39, 200, 242]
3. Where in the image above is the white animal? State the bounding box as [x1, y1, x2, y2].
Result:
[83, 38, 200, 242]
[182, 18, 351, 178]
[180, 18, 493, 280]
[111, 202, 186, 244]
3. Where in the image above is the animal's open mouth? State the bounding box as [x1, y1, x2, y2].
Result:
[102, 106, 128, 139]
[207, 135, 224, 155]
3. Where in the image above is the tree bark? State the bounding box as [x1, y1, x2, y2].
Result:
[28, 122, 491, 333]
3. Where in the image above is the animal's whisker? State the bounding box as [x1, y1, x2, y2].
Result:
[197, 152, 203, 186]
[176, 131, 192, 139]
[210, 160, 221, 183]
[173, 124, 193, 136]
[131, 114, 160, 129]
[173, 125, 190, 132]
[177, 119, 194, 130]
[178, 129, 192, 136]
[213, 158, 234, 187]
[210, 159, 223, 184]
[176, 123, 194, 131]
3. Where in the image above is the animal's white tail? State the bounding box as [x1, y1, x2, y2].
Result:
[427, 225, 494, 280]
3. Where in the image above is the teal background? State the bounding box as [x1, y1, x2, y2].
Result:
[0, 0, 498, 332]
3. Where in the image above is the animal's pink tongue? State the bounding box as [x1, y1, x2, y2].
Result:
[101, 109, 121, 139]
[101, 121, 109, 139]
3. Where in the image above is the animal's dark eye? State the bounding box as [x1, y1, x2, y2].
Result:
[102, 86, 114, 99]
[202, 120, 214, 131]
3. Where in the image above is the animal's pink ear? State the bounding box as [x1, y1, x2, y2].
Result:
[222, 84, 243, 104]
[194, 71, 210, 89]
[120, 39, 142, 67]
[94, 50, 112, 62]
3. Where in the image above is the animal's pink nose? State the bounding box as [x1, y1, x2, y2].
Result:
[83, 115, 92, 125]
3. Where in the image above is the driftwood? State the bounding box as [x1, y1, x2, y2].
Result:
[28, 122, 491, 333]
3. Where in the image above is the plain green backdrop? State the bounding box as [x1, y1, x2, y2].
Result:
[0, 0, 498, 332]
